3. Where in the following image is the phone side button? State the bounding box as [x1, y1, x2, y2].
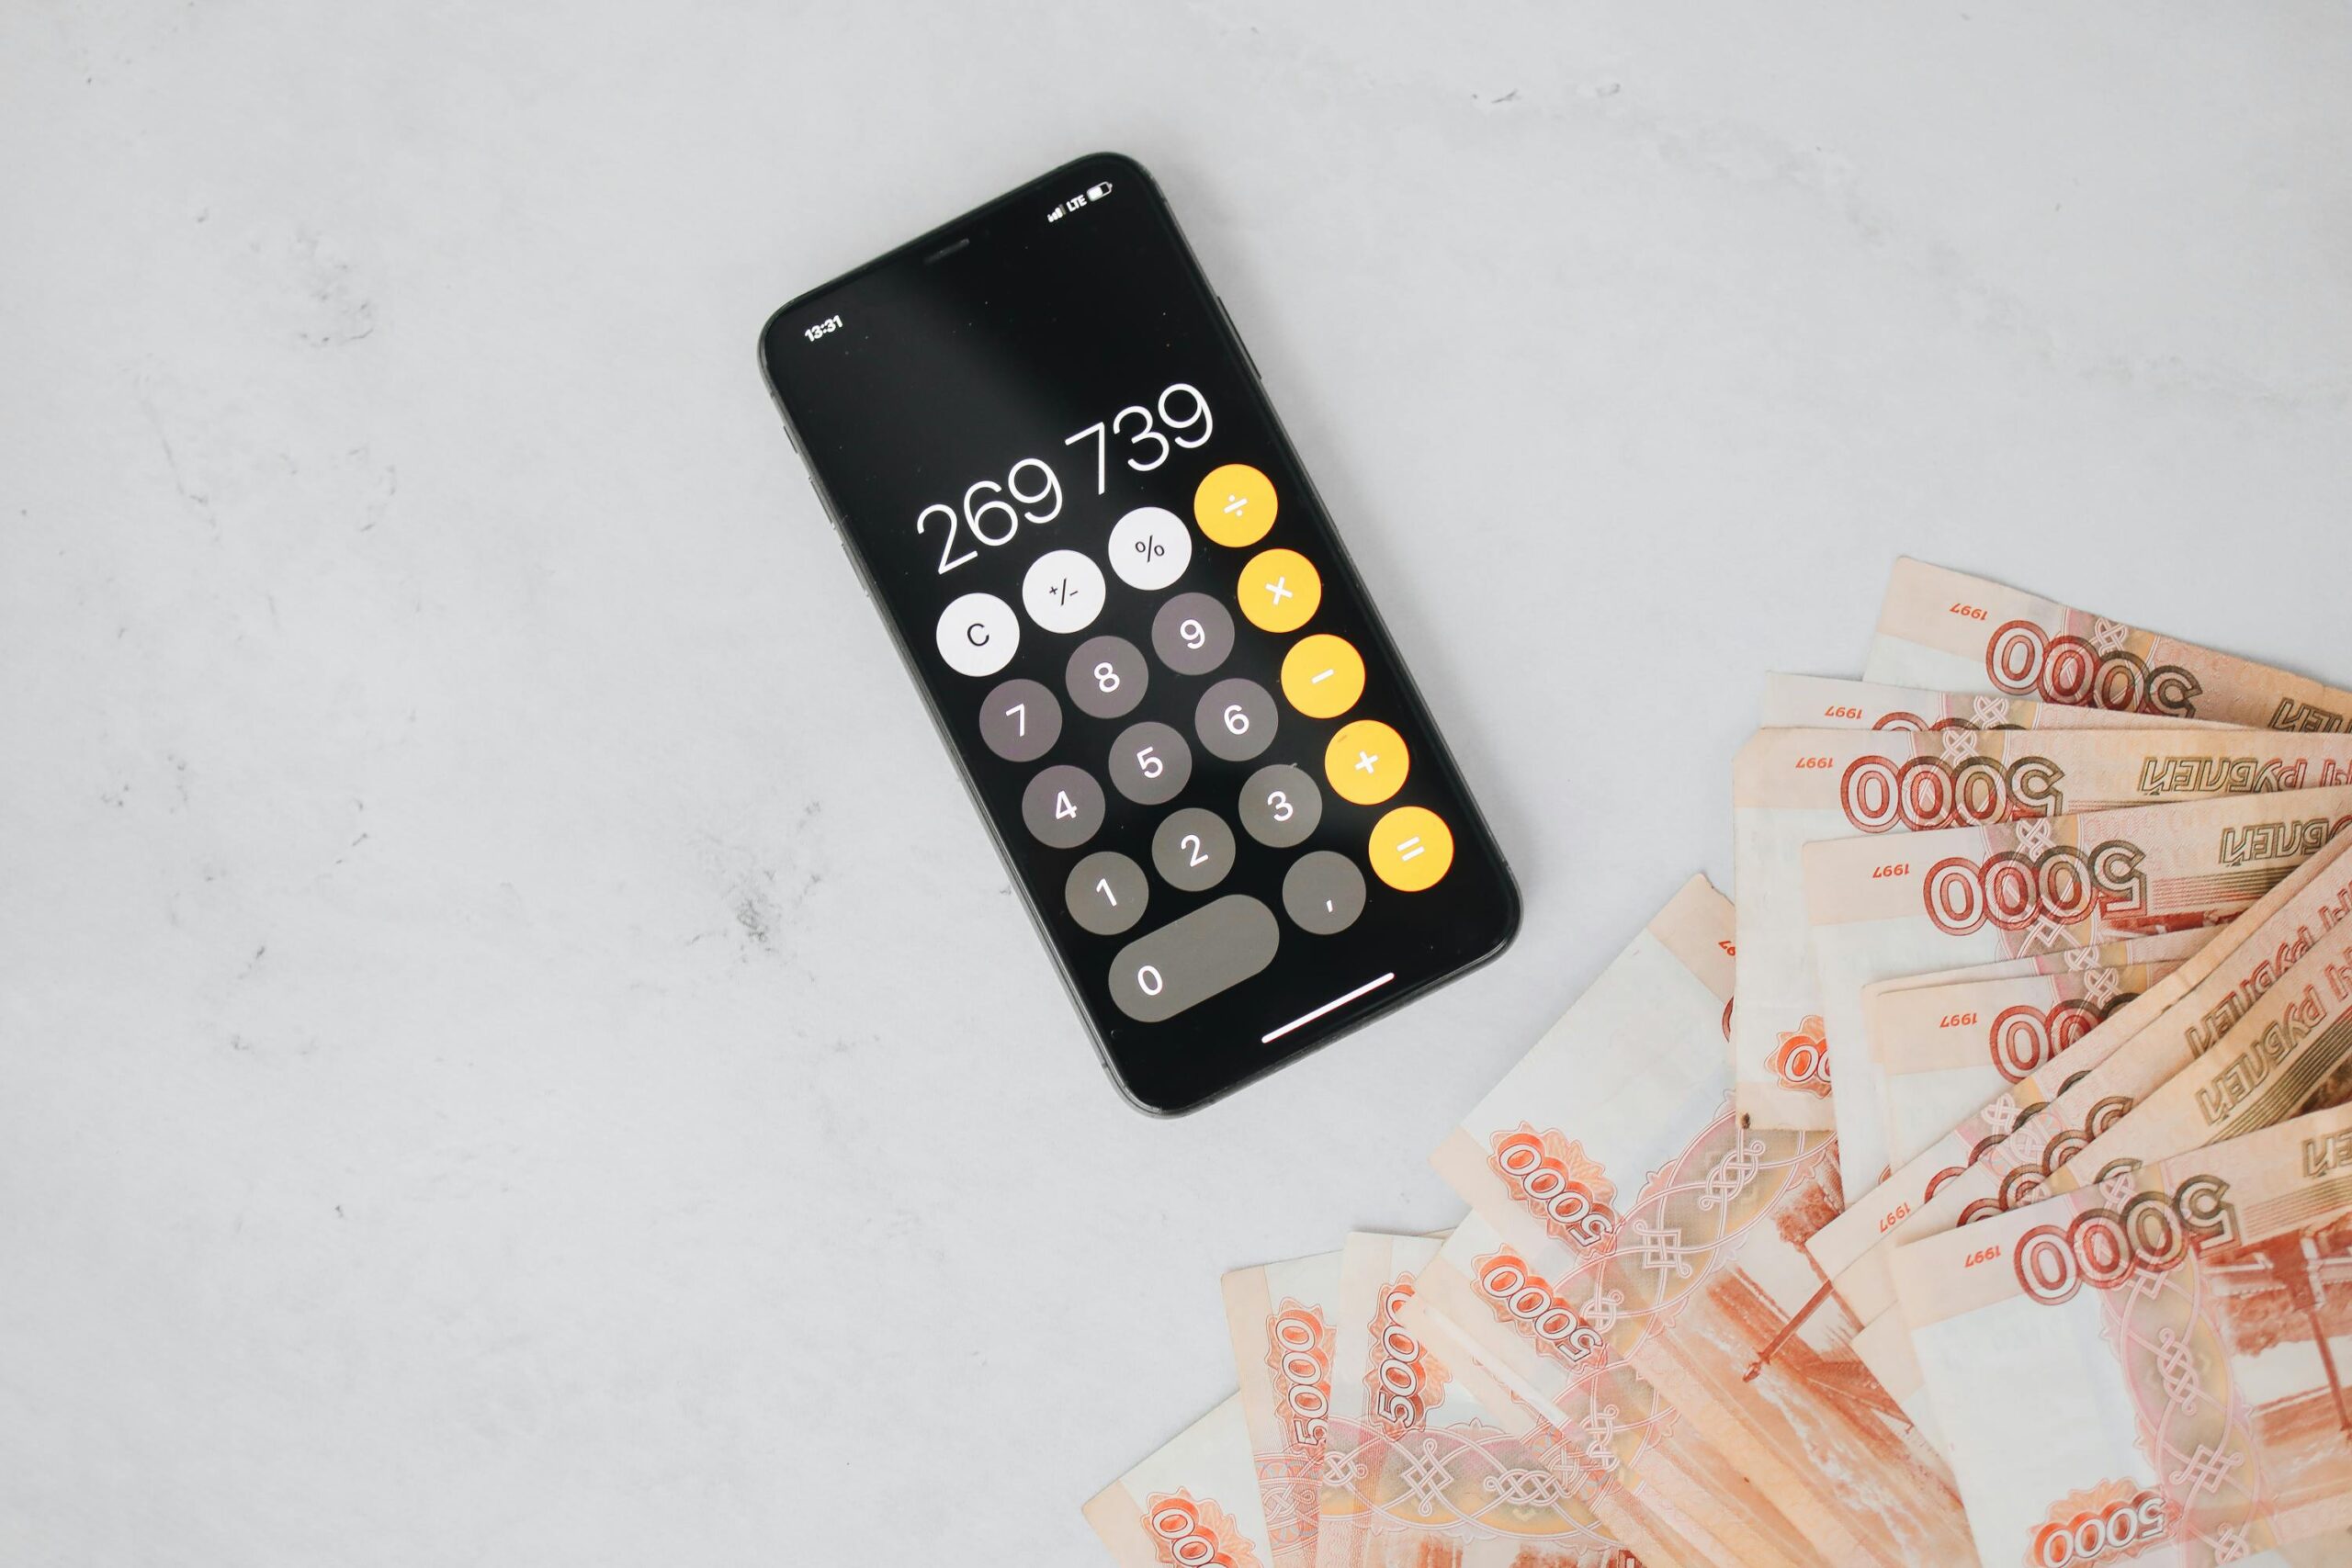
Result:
[1106, 894, 1280, 1023]
[1216, 294, 1263, 382]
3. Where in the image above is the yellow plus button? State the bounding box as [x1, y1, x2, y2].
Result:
[1194, 463, 1278, 547]
[1280, 633, 1365, 719]
[1238, 547, 1320, 634]
[1325, 717, 1408, 806]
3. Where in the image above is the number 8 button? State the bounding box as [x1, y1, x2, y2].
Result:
[1067, 636, 1148, 720]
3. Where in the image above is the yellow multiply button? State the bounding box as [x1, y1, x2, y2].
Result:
[1280, 633, 1365, 719]
[1195, 463, 1278, 547]
[1368, 806, 1453, 892]
[1238, 547, 1320, 634]
[1325, 718, 1408, 806]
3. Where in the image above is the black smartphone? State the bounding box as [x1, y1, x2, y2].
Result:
[759, 152, 1519, 1113]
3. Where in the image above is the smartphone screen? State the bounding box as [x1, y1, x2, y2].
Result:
[762, 152, 1517, 1112]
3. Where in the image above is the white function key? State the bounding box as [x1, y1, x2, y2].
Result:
[1022, 548, 1107, 635]
[935, 592, 1019, 677]
[1107, 506, 1193, 592]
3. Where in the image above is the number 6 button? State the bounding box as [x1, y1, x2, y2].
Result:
[1196, 677, 1277, 762]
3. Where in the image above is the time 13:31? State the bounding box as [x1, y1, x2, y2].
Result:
[916, 382, 1213, 575]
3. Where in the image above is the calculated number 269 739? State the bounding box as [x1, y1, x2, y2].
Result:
[917, 383, 1213, 575]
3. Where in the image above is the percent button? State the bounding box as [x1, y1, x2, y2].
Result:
[1109, 506, 1193, 592]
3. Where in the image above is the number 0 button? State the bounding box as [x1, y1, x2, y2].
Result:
[1238, 548, 1321, 634]
[1109, 721, 1193, 806]
[1021, 764, 1104, 849]
[1196, 677, 1277, 762]
[1108, 894, 1281, 1023]
[978, 678, 1061, 762]
[1067, 635, 1148, 720]
[1066, 851, 1148, 936]
[1326, 718, 1408, 806]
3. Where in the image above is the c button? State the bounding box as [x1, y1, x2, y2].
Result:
[936, 592, 1019, 678]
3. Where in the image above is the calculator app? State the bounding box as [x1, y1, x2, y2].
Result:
[763, 154, 1518, 1112]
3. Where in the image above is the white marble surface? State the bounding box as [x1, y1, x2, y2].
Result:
[5, 4, 2349, 1562]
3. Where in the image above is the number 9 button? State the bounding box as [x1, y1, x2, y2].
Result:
[1151, 592, 1234, 677]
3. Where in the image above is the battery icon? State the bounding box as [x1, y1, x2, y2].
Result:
[1084, 181, 1114, 203]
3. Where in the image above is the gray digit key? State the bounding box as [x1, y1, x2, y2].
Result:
[1065, 851, 1148, 936]
[978, 678, 1062, 762]
[1107, 894, 1282, 1023]
[1151, 807, 1236, 893]
[1282, 851, 1367, 935]
[1108, 721, 1193, 806]
[1020, 764, 1104, 849]
[1196, 677, 1277, 762]
[1238, 762, 1322, 847]
[1151, 592, 1235, 676]
[1067, 635, 1148, 720]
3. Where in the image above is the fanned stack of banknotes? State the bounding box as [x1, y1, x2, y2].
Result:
[1084, 558, 2352, 1568]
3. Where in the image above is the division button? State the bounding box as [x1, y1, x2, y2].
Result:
[1238, 762, 1323, 848]
[1194, 463, 1278, 548]
[1280, 633, 1365, 719]
[1108, 506, 1194, 592]
[1150, 592, 1236, 677]
[1066, 635, 1148, 720]
[1238, 547, 1321, 633]
[1368, 806, 1454, 892]
[1325, 717, 1408, 806]
[1108, 720, 1193, 807]
[1066, 851, 1148, 936]
[1106, 894, 1282, 1023]
[1150, 807, 1237, 893]
[1283, 851, 1367, 934]
[935, 592, 1019, 678]
[1020, 763, 1105, 849]
[978, 678, 1062, 762]
[1021, 548, 1107, 635]
[1196, 677, 1278, 762]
